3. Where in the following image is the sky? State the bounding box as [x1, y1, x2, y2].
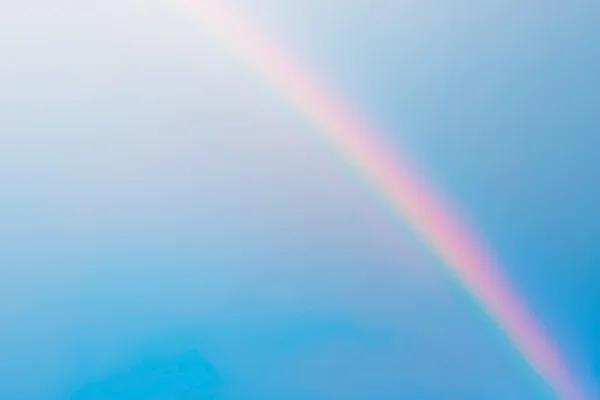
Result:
[0, 0, 599, 399]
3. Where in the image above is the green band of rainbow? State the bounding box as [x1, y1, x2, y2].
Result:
[183, 2, 587, 398]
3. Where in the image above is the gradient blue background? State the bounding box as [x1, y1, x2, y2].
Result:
[1, 0, 598, 398]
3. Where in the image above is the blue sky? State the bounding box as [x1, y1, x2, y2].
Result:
[1, 0, 598, 398]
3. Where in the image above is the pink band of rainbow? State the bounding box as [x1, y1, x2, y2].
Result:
[183, 2, 587, 398]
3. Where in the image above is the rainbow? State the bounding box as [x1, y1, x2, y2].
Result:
[182, 1, 586, 398]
